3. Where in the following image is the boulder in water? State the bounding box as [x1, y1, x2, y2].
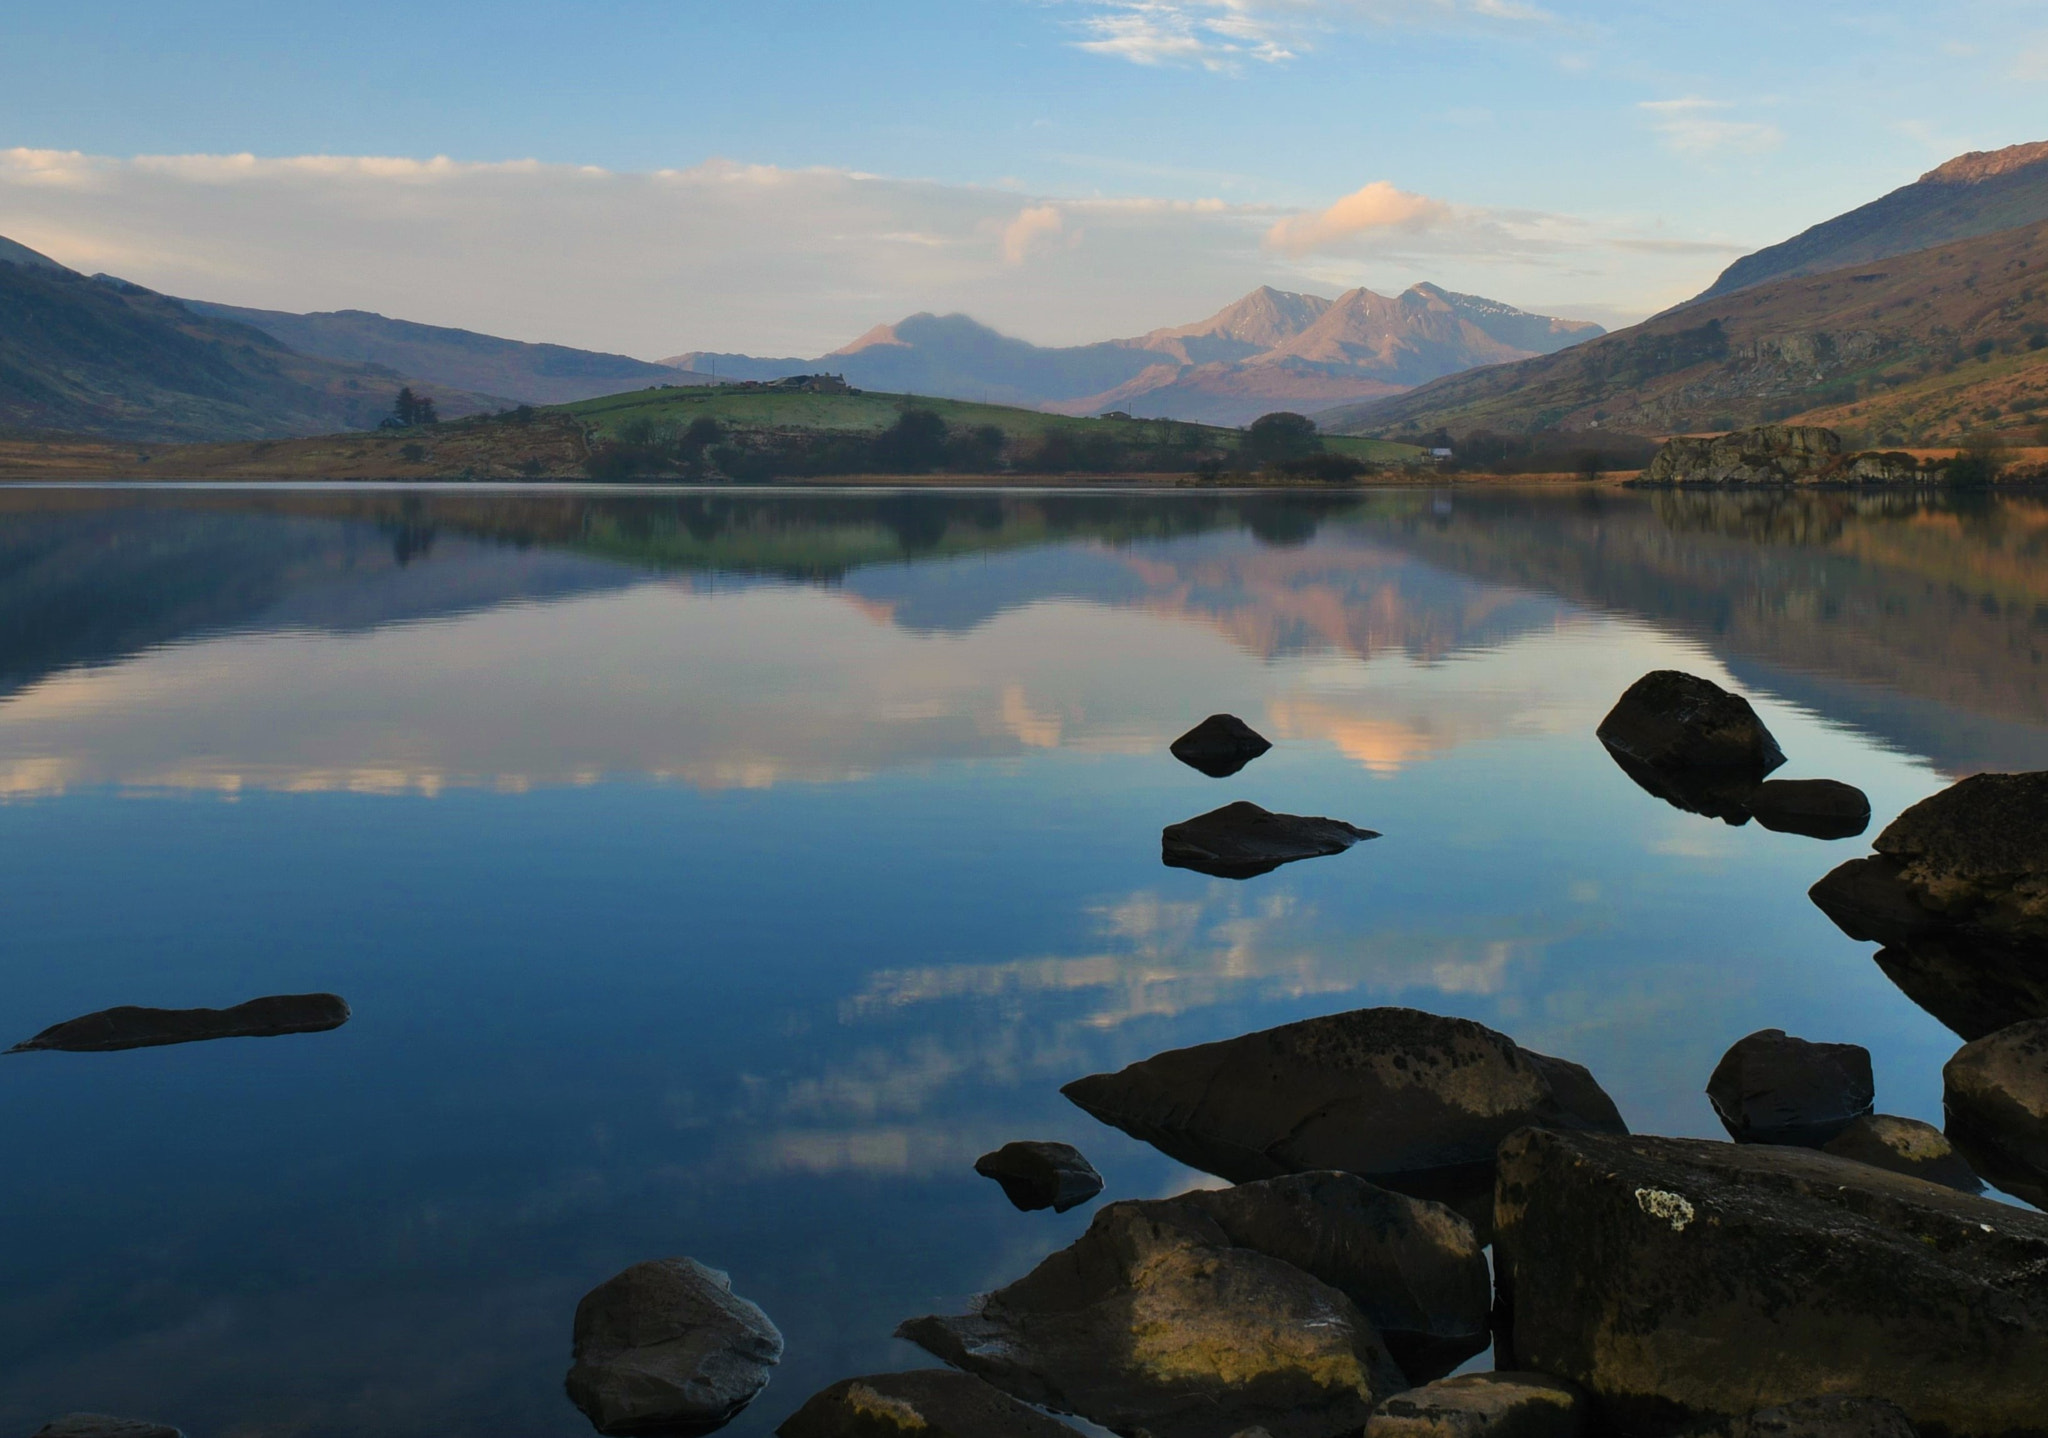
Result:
[1173, 1171, 1491, 1384]
[1171, 714, 1273, 778]
[1062, 1007, 1625, 1234]
[1596, 671, 1785, 794]
[1705, 1029, 1874, 1147]
[1744, 779, 1871, 840]
[9, 993, 351, 1053]
[565, 1257, 783, 1436]
[1365, 1373, 1586, 1438]
[776, 1371, 1080, 1438]
[974, 1141, 1104, 1214]
[1494, 1127, 2048, 1436]
[31, 1419, 184, 1438]
[896, 1199, 1408, 1438]
[1161, 801, 1378, 880]
[1942, 1016, 2048, 1209]
[1819, 1114, 1980, 1194]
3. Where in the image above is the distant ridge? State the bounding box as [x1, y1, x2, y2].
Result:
[1692, 139, 2048, 303]
[669, 284, 1602, 426]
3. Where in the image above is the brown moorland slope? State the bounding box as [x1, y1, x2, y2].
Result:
[1321, 216, 2048, 446]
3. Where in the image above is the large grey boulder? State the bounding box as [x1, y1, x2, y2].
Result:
[1174, 1172, 1491, 1383]
[1811, 772, 2048, 1039]
[777, 1371, 1079, 1438]
[1705, 1029, 1874, 1147]
[1365, 1373, 1586, 1438]
[30, 1418, 184, 1438]
[1161, 801, 1378, 879]
[9, 994, 350, 1052]
[1062, 1007, 1625, 1232]
[1820, 1114, 1981, 1194]
[1596, 672, 1786, 822]
[1642, 426, 1843, 486]
[565, 1258, 784, 1436]
[974, 1141, 1103, 1214]
[896, 1199, 1408, 1438]
[1942, 1016, 2048, 1209]
[1689, 1396, 1919, 1438]
[1494, 1128, 2048, 1436]
[1171, 714, 1273, 778]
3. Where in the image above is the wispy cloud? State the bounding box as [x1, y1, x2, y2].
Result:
[1639, 98, 1784, 156]
[1065, 0, 1553, 70]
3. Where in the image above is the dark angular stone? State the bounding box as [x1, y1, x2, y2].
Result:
[1062, 1007, 1625, 1236]
[1173, 1172, 1491, 1384]
[31, 1418, 185, 1438]
[1690, 1396, 1919, 1438]
[1493, 1128, 2048, 1437]
[1820, 1114, 1981, 1194]
[1170, 714, 1273, 778]
[1596, 671, 1787, 780]
[1161, 801, 1377, 880]
[1744, 779, 1871, 840]
[776, 1371, 1080, 1438]
[1365, 1373, 1586, 1438]
[897, 1200, 1407, 1438]
[1705, 1029, 1874, 1147]
[8, 993, 351, 1053]
[565, 1257, 783, 1437]
[975, 1142, 1104, 1214]
[1942, 1016, 2048, 1209]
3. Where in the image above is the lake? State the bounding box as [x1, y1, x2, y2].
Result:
[2, 483, 2045, 1437]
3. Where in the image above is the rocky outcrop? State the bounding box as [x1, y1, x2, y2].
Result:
[1744, 779, 1871, 840]
[1365, 1373, 1586, 1438]
[1705, 1029, 1874, 1147]
[1689, 1397, 1919, 1438]
[8, 993, 351, 1052]
[1161, 801, 1378, 880]
[1596, 673, 1786, 816]
[777, 1371, 1081, 1438]
[1643, 427, 1843, 486]
[1493, 1128, 2048, 1436]
[565, 1258, 784, 1437]
[897, 1199, 1408, 1438]
[1170, 713, 1273, 778]
[1942, 1017, 2048, 1209]
[1811, 772, 2048, 1039]
[974, 1141, 1104, 1214]
[30, 1418, 185, 1438]
[1173, 1172, 1491, 1383]
[1062, 1007, 1625, 1231]
[1820, 1114, 1981, 1194]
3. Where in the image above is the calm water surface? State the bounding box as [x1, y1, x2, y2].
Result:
[2, 484, 2046, 1436]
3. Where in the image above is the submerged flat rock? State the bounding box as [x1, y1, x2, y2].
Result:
[31, 1417, 185, 1438]
[1494, 1128, 2048, 1436]
[897, 1199, 1407, 1438]
[1170, 714, 1273, 778]
[9, 993, 351, 1053]
[1744, 779, 1871, 840]
[974, 1141, 1103, 1214]
[566, 1257, 784, 1437]
[1161, 801, 1378, 879]
[1062, 1006, 1624, 1231]
[777, 1371, 1080, 1438]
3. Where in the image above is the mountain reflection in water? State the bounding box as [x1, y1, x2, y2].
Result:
[0, 484, 2043, 1438]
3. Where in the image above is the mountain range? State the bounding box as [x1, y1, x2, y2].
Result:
[669, 283, 1604, 427]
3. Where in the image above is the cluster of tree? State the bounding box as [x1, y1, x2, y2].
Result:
[384, 387, 438, 428]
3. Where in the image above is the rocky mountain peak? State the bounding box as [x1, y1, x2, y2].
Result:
[1921, 140, 2048, 186]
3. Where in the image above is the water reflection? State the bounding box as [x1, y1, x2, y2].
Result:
[0, 485, 2044, 1438]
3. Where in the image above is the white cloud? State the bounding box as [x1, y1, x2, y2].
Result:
[1066, 0, 1553, 70]
[0, 146, 1725, 355]
[1639, 98, 1785, 157]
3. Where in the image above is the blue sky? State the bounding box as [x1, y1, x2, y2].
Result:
[3, 1, 2046, 354]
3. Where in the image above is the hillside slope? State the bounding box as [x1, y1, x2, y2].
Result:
[0, 239, 504, 441]
[181, 301, 718, 405]
[668, 284, 1601, 427]
[1320, 217, 2048, 446]
[1694, 141, 2048, 303]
